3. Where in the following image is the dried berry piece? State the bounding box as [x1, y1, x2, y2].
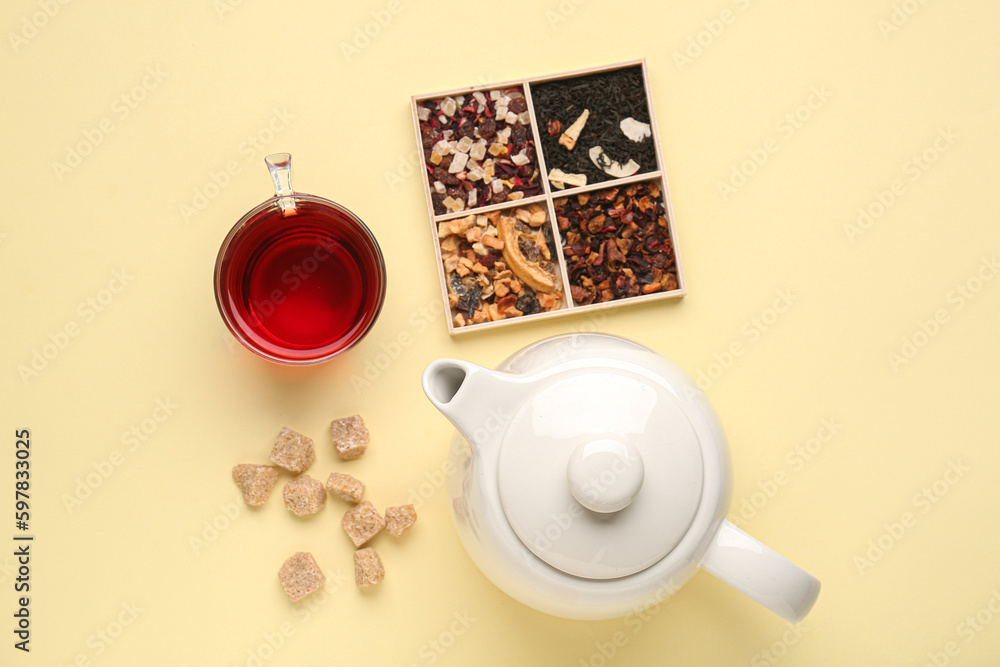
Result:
[431, 192, 446, 216]
[478, 117, 496, 139]
[433, 167, 460, 186]
[508, 97, 527, 114]
[510, 123, 529, 146]
[457, 121, 476, 139]
[421, 127, 437, 148]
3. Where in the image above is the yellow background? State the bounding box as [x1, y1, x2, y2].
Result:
[3, 0, 999, 664]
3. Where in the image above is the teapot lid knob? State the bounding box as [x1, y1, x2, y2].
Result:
[567, 439, 645, 514]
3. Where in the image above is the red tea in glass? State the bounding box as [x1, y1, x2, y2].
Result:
[215, 154, 386, 364]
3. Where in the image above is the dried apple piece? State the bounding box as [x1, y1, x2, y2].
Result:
[497, 215, 556, 293]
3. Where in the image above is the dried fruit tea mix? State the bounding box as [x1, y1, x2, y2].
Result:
[557, 180, 678, 305]
[417, 87, 542, 215]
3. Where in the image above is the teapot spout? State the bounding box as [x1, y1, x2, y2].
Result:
[421, 359, 519, 451]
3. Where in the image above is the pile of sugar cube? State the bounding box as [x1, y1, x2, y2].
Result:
[231, 415, 416, 602]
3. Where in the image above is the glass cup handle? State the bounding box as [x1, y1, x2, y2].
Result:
[265, 153, 297, 216]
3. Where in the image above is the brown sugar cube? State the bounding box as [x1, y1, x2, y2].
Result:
[354, 547, 384, 588]
[385, 504, 417, 537]
[283, 475, 326, 516]
[326, 472, 365, 504]
[341, 501, 385, 547]
[231, 464, 280, 506]
[269, 427, 316, 473]
[330, 414, 369, 460]
[278, 552, 326, 602]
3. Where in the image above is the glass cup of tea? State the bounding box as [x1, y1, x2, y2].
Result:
[214, 153, 386, 364]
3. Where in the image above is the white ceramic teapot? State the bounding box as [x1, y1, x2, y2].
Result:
[421, 333, 819, 622]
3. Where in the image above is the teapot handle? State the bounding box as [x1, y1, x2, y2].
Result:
[700, 519, 820, 623]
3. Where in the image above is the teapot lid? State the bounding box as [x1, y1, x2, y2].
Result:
[497, 367, 704, 580]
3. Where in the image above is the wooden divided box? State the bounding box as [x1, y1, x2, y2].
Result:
[410, 59, 686, 334]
